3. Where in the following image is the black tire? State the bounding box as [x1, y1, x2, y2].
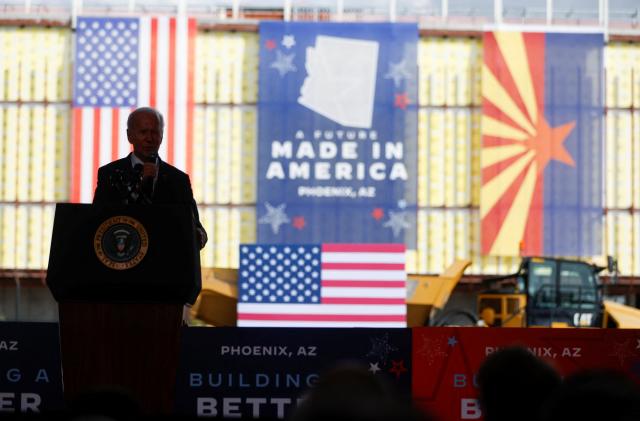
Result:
[432, 309, 478, 326]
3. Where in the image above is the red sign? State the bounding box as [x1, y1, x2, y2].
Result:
[412, 327, 640, 421]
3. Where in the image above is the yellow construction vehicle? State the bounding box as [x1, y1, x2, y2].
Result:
[405, 259, 472, 327]
[191, 259, 472, 328]
[476, 257, 640, 328]
[190, 256, 640, 328]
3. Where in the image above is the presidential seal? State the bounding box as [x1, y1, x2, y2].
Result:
[94, 216, 149, 270]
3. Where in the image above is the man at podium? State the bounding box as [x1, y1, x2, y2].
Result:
[92, 107, 207, 250]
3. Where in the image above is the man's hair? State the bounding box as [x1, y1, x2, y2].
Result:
[127, 107, 164, 131]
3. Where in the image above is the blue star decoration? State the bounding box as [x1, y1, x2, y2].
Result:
[270, 50, 296, 77]
[447, 336, 458, 347]
[383, 210, 410, 238]
[258, 202, 290, 234]
[384, 58, 412, 88]
[366, 333, 398, 365]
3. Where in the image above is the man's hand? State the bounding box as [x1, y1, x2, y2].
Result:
[142, 162, 158, 178]
[196, 227, 208, 250]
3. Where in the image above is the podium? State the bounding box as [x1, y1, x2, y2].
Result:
[46, 203, 201, 414]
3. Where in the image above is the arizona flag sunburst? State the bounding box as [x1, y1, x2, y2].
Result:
[481, 32, 604, 256]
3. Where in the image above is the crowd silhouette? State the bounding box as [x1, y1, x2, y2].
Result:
[3, 346, 640, 421]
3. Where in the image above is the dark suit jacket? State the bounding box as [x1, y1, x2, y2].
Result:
[93, 154, 205, 232]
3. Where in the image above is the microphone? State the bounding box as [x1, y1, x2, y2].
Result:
[141, 153, 158, 201]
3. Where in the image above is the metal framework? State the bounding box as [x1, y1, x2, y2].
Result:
[0, 0, 638, 36]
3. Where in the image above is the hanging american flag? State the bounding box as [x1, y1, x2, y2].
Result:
[237, 243, 407, 327]
[70, 16, 196, 203]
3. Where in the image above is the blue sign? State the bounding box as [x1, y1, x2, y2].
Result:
[258, 22, 418, 245]
[174, 327, 412, 418]
[0, 322, 64, 413]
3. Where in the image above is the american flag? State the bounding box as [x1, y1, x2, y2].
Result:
[237, 244, 407, 327]
[71, 16, 196, 203]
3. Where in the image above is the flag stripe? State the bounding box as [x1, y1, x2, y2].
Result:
[238, 303, 405, 315]
[156, 17, 169, 160]
[322, 243, 405, 252]
[111, 108, 119, 161]
[323, 287, 406, 298]
[237, 313, 406, 322]
[71, 108, 83, 203]
[92, 109, 101, 198]
[321, 269, 406, 281]
[80, 110, 94, 203]
[99, 109, 112, 167]
[167, 17, 176, 164]
[185, 18, 196, 176]
[119, 108, 131, 159]
[321, 262, 404, 270]
[173, 16, 187, 171]
[149, 18, 158, 108]
[322, 280, 405, 288]
[322, 252, 405, 264]
[237, 320, 406, 328]
[322, 297, 405, 305]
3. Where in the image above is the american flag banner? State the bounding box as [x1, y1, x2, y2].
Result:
[237, 244, 407, 327]
[71, 16, 196, 203]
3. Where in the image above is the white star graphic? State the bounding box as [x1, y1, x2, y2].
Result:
[383, 211, 410, 238]
[270, 50, 296, 77]
[447, 336, 458, 347]
[368, 362, 381, 374]
[384, 58, 412, 88]
[258, 202, 290, 234]
[281, 34, 296, 49]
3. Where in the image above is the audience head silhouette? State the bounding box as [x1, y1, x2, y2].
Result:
[291, 362, 431, 421]
[542, 369, 640, 421]
[477, 346, 560, 421]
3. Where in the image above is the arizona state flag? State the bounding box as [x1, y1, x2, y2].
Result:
[481, 32, 603, 256]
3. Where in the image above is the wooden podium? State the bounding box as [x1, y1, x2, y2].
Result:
[46, 203, 201, 414]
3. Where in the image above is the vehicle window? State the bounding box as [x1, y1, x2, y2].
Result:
[528, 262, 556, 308]
[558, 262, 597, 310]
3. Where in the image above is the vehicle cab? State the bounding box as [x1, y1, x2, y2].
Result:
[524, 257, 602, 327]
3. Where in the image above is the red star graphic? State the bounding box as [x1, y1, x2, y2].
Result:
[388, 360, 407, 379]
[371, 208, 384, 220]
[292, 216, 306, 230]
[523, 116, 575, 173]
[394, 93, 409, 109]
[265, 39, 276, 50]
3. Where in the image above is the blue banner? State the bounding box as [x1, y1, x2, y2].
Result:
[174, 327, 412, 418]
[258, 22, 418, 245]
[0, 322, 64, 413]
[542, 33, 603, 256]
